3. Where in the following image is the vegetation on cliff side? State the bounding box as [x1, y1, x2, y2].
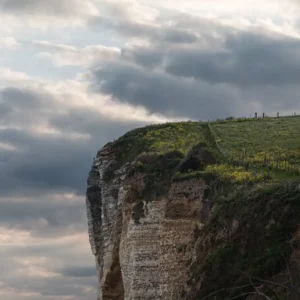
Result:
[187, 180, 300, 300]
[173, 164, 272, 185]
[107, 121, 203, 166]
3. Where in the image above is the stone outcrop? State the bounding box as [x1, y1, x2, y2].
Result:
[86, 145, 207, 300]
[86, 124, 300, 300]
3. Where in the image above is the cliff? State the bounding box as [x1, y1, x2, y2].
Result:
[86, 121, 300, 300]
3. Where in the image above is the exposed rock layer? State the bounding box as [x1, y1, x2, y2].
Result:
[86, 145, 207, 300]
[86, 140, 300, 300]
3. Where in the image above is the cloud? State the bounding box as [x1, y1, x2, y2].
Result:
[91, 60, 240, 119]
[0, 68, 31, 82]
[153, 0, 299, 18]
[115, 21, 199, 44]
[0, 0, 99, 17]
[97, 0, 159, 24]
[0, 194, 86, 237]
[88, 21, 300, 119]
[0, 0, 100, 30]
[88, 0, 300, 45]
[164, 32, 300, 87]
[0, 68, 174, 198]
[0, 228, 98, 300]
[91, 14, 201, 45]
[34, 41, 121, 67]
[0, 36, 19, 48]
[121, 44, 164, 68]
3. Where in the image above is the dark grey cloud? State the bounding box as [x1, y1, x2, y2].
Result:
[88, 27, 300, 119]
[0, 128, 93, 196]
[91, 61, 238, 120]
[121, 46, 164, 68]
[0, 87, 53, 109]
[0, 87, 146, 197]
[48, 107, 143, 140]
[0, 102, 13, 117]
[2, 238, 92, 258]
[91, 9, 300, 90]
[0, 0, 96, 16]
[161, 28, 198, 44]
[0, 197, 86, 237]
[165, 32, 300, 87]
[113, 28, 300, 89]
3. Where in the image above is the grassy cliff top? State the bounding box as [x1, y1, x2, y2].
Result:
[109, 116, 300, 160]
[106, 121, 204, 164]
[211, 116, 300, 163]
[103, 116, 300, 183]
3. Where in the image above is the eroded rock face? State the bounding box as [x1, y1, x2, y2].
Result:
[86, 146, 206, 300]
[86, 144, 300, 300]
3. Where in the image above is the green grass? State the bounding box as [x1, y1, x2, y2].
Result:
[203, 164, 271, 184]
[103, 121, 207, 196]
[103, 117, 300, 183]
[107, 121, 203, 166]
[259, 167, 300, 181]
[173, 164, 271, 184]
[210, 116, 300, 173]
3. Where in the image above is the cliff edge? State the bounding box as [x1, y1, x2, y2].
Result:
[86, 121, 300, 300]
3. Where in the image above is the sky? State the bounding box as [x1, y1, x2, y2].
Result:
[1, 1, 300, 299]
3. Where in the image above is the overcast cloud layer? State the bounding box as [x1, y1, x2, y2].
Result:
[1, 1, 300, 299]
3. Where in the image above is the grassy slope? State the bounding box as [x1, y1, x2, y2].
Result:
[106, 117, 300, 183]
[211, 116, 300, 166]
[108, 116, 300, 166]
[107, 121, 203, 165]
[104, 122, 206, 197]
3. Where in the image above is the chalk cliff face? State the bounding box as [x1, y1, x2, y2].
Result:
[86, 123, 300, 300]
[86, 144, 207, 300]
